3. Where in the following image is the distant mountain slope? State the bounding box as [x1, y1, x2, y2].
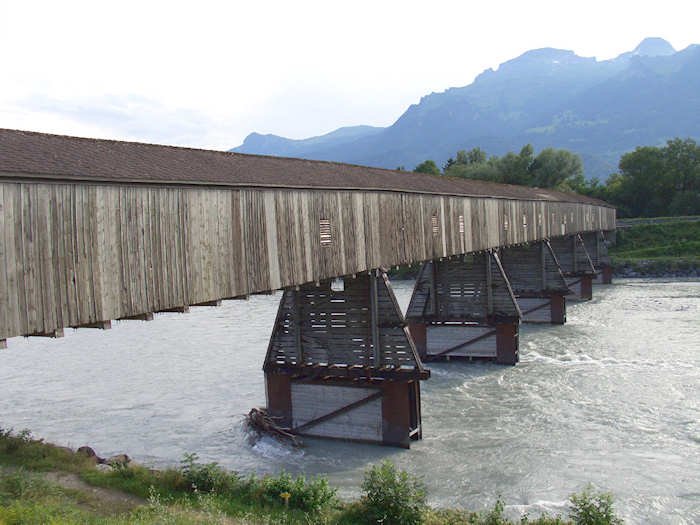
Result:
[235, 125, 383, 158]
[231, 38, 700, 179]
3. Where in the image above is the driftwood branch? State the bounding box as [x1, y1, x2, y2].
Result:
[246, 408, 303, 447]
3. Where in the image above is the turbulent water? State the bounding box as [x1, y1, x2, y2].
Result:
[1, 279, 699, 524]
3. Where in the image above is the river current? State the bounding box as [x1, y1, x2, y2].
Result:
[1, 279, 699, 524]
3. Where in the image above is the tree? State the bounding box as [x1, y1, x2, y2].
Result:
[413, 159, 441, 175]
[496, 144, 535, 185]
[530, 147, 583, 189]
[454, 147, 489, 166]
[442, 157, 456, 172]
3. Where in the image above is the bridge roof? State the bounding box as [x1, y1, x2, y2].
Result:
[0, 128, 611, 206]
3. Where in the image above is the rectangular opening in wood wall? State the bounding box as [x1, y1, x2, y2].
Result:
[320, 218, 332, 247]
[458, 214, 465, 233]
[431, 215, 439, 236]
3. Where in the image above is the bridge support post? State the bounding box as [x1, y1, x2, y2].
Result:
[406, 252, 521, 365]
[500, 241, 570, 325]
[550, 295, 566, 324]
[263, 271, 429, 448]
[583, 231, 614, 285]
[549, 234, 597, 302]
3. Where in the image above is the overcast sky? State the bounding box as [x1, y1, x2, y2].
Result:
[1, 1, 697, 150]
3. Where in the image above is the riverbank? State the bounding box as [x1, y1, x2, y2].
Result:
[610, 220, 700, 277]
[0, 428, 621, 525]
[612, 257, 700, 278]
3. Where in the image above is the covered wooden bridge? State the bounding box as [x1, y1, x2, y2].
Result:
[0, 129, 615, 447]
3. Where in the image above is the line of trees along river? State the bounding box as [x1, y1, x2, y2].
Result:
[410, 137, 700, 219]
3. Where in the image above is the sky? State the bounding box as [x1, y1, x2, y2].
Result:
[1, 0, 698, 151]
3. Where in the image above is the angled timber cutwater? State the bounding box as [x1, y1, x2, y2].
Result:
[0, 128, 616, 447]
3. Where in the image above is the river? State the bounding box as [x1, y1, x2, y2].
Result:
[1, 278, 699, 524]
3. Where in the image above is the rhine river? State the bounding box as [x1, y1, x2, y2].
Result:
[1, 279, 699, 524]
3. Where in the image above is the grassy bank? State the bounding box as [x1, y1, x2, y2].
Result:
[610, 220, 700, 276]
[0, 428, 625, 525]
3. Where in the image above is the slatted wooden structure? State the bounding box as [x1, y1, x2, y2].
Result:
[548, 234, 597, 300]
[405, 253, 521, 364]
[264, 272, 427, 377]
[500, 241, 570, 324]
[263, 271, 427, 447]
[582, 231, 613, 284]
[0, 128, 615, 347]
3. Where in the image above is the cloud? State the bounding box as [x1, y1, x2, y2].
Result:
[0, 94, 243, 150]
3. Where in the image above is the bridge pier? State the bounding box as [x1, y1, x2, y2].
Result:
[549, 234, 597, 301]
[406, 252, 521, 365]
[583, 231, 614, 285]
[263, 271, 428, 448]
[500, 241, 570, 325]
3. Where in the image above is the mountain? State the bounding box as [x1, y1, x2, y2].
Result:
[236, 125, 383, 158]
[231, 38, 700, 180]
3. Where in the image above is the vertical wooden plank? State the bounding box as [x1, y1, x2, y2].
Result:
[88, 185, 104, 322]
[439, 197, 447, 257]
[37, 184, 56, 333]
[22, 184, 41, 333]
[264, 190, 281, 291]
[117, 187, 132, 317]
[336, 192, 348, 276]
[149, 188, 163, 310]
[352, 193, 366, 273]
[462, 198, 473, 254]
[0, 184, 8, 337]
[230, 189, 247, 296]
[291, 192, 306, 285]
[178, 188, 190, 306]
[243, 190, 270, 292]
[300, 191, 314, 284]
[3, 184, 19, 336]
[370, 271, 381, 367]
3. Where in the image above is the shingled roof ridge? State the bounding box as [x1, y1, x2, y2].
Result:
[0, 128, 613, 208]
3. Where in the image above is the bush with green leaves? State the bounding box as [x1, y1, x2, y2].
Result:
[568, 486, 623, 525]
[261, 471, 336, 513]
[179, 452, 239, 495]
[360, 460, 427, 525]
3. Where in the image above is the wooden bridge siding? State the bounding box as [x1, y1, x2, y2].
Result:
[0, 180, 615, 341]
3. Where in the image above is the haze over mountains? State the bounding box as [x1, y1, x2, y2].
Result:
[232, 38, 699, 180]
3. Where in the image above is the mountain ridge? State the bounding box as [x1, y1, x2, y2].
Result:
[231, 38, 699, 179]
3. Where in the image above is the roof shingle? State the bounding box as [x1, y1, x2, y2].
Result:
[0, 128, 612, 206]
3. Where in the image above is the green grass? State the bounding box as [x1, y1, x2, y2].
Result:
[610, 221, 700, 263]
[616, 215, 700, 223]
[0, 428, 625, 525]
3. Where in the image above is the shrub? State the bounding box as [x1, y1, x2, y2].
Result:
[0, 468, 60, 501]
[478, 497, 509, 525]
[360, 460, 427, 525]
[569, 486, 623, 525]
[261, 471, 336, 513]
[180, 452, 239, 494]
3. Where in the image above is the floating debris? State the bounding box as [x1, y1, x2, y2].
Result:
[246, 408, 303, 447]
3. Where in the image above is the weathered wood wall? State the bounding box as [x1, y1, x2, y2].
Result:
[0, 180, 615, 340]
